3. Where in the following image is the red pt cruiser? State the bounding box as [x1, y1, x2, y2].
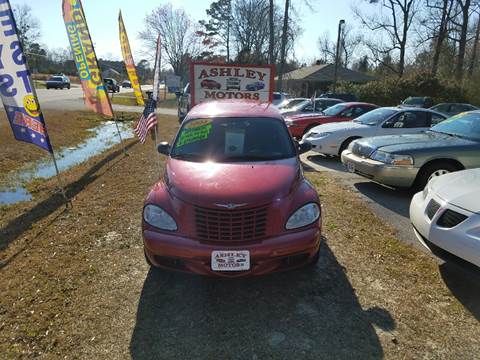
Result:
[143, 101, 322, 277]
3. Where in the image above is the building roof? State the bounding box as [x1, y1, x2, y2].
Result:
[187, 100, 282, 120]
[279, 63, 375, 83]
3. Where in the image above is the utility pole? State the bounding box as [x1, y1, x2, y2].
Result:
[333, 19, 345, 94]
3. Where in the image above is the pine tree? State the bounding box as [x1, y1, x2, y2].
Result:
[199, 0, 233, 61]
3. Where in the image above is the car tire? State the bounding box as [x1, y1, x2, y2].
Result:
[339, 137, 361, 157]
[414, 162, 461, 191]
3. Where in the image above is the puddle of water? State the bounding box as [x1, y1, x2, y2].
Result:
[0, 121, 133, 205]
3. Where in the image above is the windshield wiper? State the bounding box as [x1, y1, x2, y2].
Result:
[429, 130, 456, 137]
[222, 155, 285, 162]
[170, 153, 204, 160]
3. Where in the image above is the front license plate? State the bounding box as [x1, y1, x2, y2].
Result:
[347, 162, 355, 173]
[211, 250, 250, 271]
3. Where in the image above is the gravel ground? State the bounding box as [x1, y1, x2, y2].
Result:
[0, 115, 479, 359]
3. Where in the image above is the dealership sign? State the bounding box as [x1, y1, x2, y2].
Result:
[190, 62, 274, 106]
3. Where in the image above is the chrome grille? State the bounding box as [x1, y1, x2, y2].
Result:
[351, 142, 374, 158]
[437, 209, 468, 228]
[426, 199, 441, 219]
[195, 205, 268, 243]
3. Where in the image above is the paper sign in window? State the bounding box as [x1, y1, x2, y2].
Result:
[225, 129, 245, 156]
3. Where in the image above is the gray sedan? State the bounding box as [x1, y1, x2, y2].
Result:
[429, 103, 478, 117]
[341, 111, 480, 190]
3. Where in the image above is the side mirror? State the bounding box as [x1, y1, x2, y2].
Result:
[297, 141, 312, 155]
[157, 141, 170, 155]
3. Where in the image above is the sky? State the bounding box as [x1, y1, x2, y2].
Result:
[10, 0, 369, 68]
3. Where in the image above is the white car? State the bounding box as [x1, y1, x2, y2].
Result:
[410, 169, 480, 268]
[272, 92, 290, 106]
[302, 107, 447, 157]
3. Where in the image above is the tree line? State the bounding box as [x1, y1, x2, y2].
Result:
[15, 0, 480, 98]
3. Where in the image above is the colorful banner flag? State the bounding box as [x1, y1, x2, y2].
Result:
[119, 11, 144, 106]
[62, 0, 113, 117]
[0, 0, 53, 153]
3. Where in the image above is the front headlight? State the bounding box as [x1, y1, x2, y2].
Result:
[370, 150, 413, 166]
[310, 132, 331, 139]
[143, 204, 178, 231]
[422, 176, 438, 199]
[285, 120, 293, 126]
[286, 203, 320, 230]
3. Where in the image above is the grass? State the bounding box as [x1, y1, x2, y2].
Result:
[0, 116, 479, 357]
[110, 90, 178, 109]
[0, 110, 135, 183]
[33, 80, 46, 89]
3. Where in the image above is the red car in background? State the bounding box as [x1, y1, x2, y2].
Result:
[201, 79, 221, 89]
[284, 102, 378, 138]
[143, 101, 322, 277]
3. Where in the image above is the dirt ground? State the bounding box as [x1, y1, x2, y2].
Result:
[0, 114, 479, 359]
[0, 110, 137, 181]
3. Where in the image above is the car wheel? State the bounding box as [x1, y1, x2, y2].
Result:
[415, 162, 460, 191]
[338, 137, 361, 157]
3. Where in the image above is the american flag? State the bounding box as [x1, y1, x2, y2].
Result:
[134, 97, 157, 143]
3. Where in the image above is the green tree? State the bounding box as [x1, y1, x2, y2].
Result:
[199, 0, 233, 61]
[13, 4, 40, 53]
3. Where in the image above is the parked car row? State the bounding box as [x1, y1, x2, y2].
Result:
[295, 102, 480, 271]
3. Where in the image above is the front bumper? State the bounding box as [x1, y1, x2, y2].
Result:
[341, 150, 418, 188]
[409, 192, 480, 268]
[302, 136, 338, 156]
[143, 227, 321, 277]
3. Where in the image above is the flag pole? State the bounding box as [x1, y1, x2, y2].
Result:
[49, 152, 70, 206]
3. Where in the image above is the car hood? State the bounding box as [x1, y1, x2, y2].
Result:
[431, 169, 480, 213]
[356, 132, 476, 153]
[311, 121, 369, 133]
[287, 113, 332, 122]
[165, 157, 301, 207]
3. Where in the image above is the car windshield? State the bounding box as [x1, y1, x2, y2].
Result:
[430, 112, 480, 140]
[281, 99, 305, 109]
[353, 108, 397, 125]
[171, 117, 296, 162]
[403, 97, 424, 105]
[323, 103, 348, 116]
[50, 77, 63, 81]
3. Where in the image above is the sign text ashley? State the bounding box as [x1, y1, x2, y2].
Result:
[191, 62, 274, 106]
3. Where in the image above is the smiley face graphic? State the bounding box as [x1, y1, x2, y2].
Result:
[23, 94, 41, 117]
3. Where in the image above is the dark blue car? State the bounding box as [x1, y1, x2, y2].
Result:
[245, 81, 265, 91]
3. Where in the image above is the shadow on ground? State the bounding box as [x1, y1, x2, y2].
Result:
[130, 242, 394, 359]
[440, 260, 480, 322]
[0, 141, 138, 259]
[353, 182, 413, 218]
[306, 154, 346, 172]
